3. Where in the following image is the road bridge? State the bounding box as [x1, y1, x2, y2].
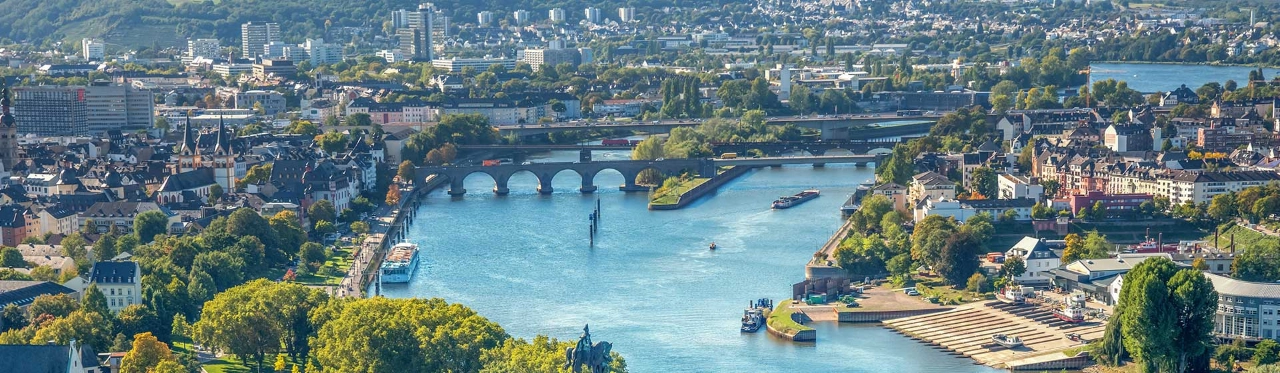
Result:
[455, 144, 634, 152]
[495, 115, 939, 139]
[710, 140, 900, 157]
[418, 155, 883, 196]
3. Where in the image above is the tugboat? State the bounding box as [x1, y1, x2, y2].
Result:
[1053, 292, 1087, 323]
[992, 334, 1023, 348]
[709, 242, 717, 251]
[741, 298, 772, 333]
[772, 189, 820, 209]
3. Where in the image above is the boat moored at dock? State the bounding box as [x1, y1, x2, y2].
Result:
[991, 334, 1022, 348]
[1053, 292, 1087, 323]
[741, 298, 773, 333]
[380, 242, 420, 283]
[996, 285, 1032, 304]
[772, 189, 820, 209]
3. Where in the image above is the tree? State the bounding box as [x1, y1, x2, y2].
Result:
[999, 256, 1026, 281]
[209, 184, 224, 201]
[32, 310, 113, 352]
[937, 232, 982, 286]
[269, 211, 306, 258]
[154, 116, 170, 132]
[971, 167, 997, 199]
[134, 210, 170, 244]
[317, 131, 349, 154]
[299, 242, 327, 272]
[397, 160, 416, 182]
[117, 305, 162, 342]
[226, 208, 281, 264]
[152, 361, 186, 373]
[60, 232, 89, 268]
[309, 297, 507, 373]
[274, 354, 287, 372]
[82, 284, 111, 318]
[1258, 339, 1280, 365]
[344, 113, 372, 127]
[1105, 257, 1217, 373]
[1064, 231, 1113, 264]
[120, 332, 176, 373]
[1208, 193, 1237, 223]
[480, 335, 628, 373]
[286, 121, 321, 137]
[966, 273, 989, 294]
[1, 304, 27, 332]
[193, 280, 327, 372]
[911, 215, 956, 271]
[386, 184, 402, 206]
[28, 293, 78, 319]
[239, 164, 273, 188]
[0, 247, 24, 268]
[1234, 242, 1280, 282]
[307, 200, 336, 228]
[350, 221, 369, 235]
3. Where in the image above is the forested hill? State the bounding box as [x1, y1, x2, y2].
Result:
[0, 0, 733, 49]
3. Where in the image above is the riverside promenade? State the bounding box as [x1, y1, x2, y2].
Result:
[336, 175, 444, 298]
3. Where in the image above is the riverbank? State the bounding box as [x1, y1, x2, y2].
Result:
[347, 175, 442, 297]
[1094, 60, 1280, 68]
[649, 166, 755, 210]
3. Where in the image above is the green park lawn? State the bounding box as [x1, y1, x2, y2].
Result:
[649, 177, 711, 206]
[288, 247, 355, 286]
[766, 300, 814, 336]
[203, 354, 300, 373]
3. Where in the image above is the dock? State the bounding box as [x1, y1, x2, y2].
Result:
[881, 301, 1106, 370]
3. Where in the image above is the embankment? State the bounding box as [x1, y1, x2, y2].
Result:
[649, 166, 754, 210]
[766, 300, 816, 342]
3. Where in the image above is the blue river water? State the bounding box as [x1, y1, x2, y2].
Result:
[384, 149, 999, 372]
[1090, 62, 1280, 93]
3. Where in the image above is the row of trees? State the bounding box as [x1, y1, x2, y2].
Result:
[190, 280, 628, 373]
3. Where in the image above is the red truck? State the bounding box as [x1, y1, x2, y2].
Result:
[482, 159, 501, 166]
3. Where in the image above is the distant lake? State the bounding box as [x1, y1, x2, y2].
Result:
[1089, 62, 1280, 93]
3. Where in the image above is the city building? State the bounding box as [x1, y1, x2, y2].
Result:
[431, 57, 516, 73]
[513, 10, 531, 25]
[0, 280, 75, 309]
[584, 7, 602, 24]
[79, 201, 176, 234]
[235, 90, 287, 115]
[212, 62, 253, 77]
[522, 48, 579, 71]
[912, 197, 1036, 223]
[908, 171, 955, 206]
[1165, 170, 1280, 205]
[1004, 237, 1062, 285]
[89, 261, 141, 313]
[13, 86, 87, 136]
[252, 59, 296, 79]
[241, 22, 281, 59]
[0, 89, 18, 171]
[187, 38, 221, 59]
[1067, 191, 1153, 219]
[83, 84, 155, 135]
[81, 38, 104, 61]
[1198, 126, 1256, 152]
[477, 11, 494, 26]
[1047, 257, 1146, 306]
[618, 7, 636, 22]
[1205, 273, 1280, 341]
[397, 28, 431, 61]
[304, 39, 344, 65]
[376, 50, 404, 63]
[997, 174, 1045, 202]
[549, 8, 566, 23]
[1103, 124, 1158, 152]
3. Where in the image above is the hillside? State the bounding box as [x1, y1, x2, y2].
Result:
[0, 0, 727, 50]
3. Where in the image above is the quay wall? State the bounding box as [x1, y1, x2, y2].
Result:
[838, 308, 951, 323]
[649, 166, 755, 210]
[1007, 355, 1093, 371]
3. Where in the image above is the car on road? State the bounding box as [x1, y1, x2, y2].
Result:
[904, 288, 920, 296]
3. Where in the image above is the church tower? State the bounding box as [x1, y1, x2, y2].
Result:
[177, 111, 200, 173]
[0, 86, 19, 172]
[211, 115, 237, 191]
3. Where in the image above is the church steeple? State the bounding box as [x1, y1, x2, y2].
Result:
[0, 86, 15, 128]
[180, 110, 196, 156]
[213, 114, 229, 156]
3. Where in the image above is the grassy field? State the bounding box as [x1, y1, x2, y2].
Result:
[649, 177, 711, 206]
[766, 300, 814, 336]
[1204, 223, 1279, 252]
[203, 354, 299, 373]
[291, 247, 355, 286]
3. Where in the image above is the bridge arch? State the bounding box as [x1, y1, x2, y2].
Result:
[867, 147, 894, 155]
[447, 169, 501, 196]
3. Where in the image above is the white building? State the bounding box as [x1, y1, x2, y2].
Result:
[305, 38, 344, 65]
[513, 10, 531, 25]
[376, 50, 404, 63]
[1004, 237, 1061, 285]
[584, 7, 602, 24]
[913, 197, 1036, 223]
[997, 174, 1045, 202]
[618, 7, 636, 22]
[431, 57, 516, 73]
[81, 39, 105, 61]
[549, 8, 566, 23]
[89, 261, 141, 313]
[187, 38, 221, 60]
[241, 22, 281, 59]
[477, 11, 494, 26]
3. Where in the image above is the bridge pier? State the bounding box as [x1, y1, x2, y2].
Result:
[813, 163, 825, 168]
[448, 187, 467, 196]
[854, 162, 867, 168]
[493, 179, 510, 195]
[448, 178, 467, 196]
[580, 179, 597, 193]
[537, 178, 554, 194]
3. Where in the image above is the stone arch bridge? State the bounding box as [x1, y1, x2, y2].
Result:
[419, 159, 714, 196]
[709, 140, 899, 157]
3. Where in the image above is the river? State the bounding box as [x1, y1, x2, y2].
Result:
[1090, 62, 1280, 93]
[383, 149, 999, 372]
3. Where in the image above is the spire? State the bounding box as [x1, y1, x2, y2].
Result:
[214, 114, 229, 156]
[180, 110, 195, 155]
[0, 84, 14, 128]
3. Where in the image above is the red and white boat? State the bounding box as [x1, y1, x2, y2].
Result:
[996, 286, 1031, 304]
[1053, 293, 1087, 323]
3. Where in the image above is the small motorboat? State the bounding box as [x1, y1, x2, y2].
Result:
[709, 242, 717, 250]
[992, 334, 1022, 348]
